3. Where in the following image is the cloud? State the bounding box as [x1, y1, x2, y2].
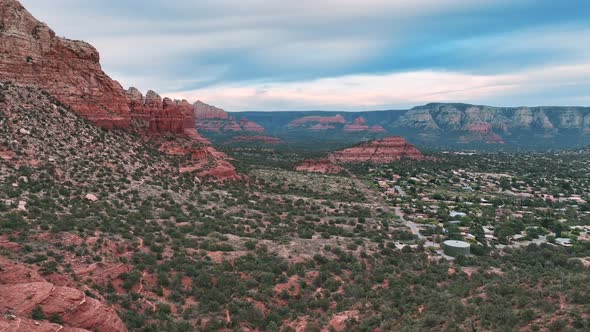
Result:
[17, 0, 590, 109]
[166, 63, 590, 111]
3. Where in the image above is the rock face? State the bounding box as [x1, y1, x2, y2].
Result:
[0, 256, 127, 332]
[125, 88, 208, 142]
[394, 103, 590, 144]
[288, 114, 389, 135]
[194, 101, 229, 120]
[0, 0, 130, 129]
[288, 114, 346, 128]
[295, 159, 344, 174]
[0, 0, 239, 181]
[343, 117, 370, 132]
[368, 125, 387, 133]
[330, 136, 423, 163]
[194, 101, 265, 133]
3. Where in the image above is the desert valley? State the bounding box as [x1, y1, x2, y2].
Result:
[0, 0, 589, 331]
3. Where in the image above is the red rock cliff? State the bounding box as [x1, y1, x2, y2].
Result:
[0, 0, 131, 129]
[194, 100, 229, 120]
[194, 101, 266, 133]
[0, 256, 127, 332]
[330, 136, 423, 163]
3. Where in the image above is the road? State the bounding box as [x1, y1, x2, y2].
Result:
[393, 207, 437, 248]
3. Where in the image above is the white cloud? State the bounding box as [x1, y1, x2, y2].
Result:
[166, 63, 590, 111]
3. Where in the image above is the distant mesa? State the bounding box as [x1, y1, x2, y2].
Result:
[343, 117, 369, 132]
[394, 103, 590, 145]
[329, 136, 423, 163]
[295, 159, 345, 174]
[194, 101, 265, 133]
[288, 114, 346, 128]
[368, 125, 387, 133]
[288, 114, 389, 134]
[194, 100, 229, 120]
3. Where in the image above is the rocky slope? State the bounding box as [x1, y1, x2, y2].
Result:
[330, 136, 423, 163]
[194, 100, 265, 133]
[0, 0, 130, 129]
[0, 0, 238, 180]
[0, 256, 127, 332]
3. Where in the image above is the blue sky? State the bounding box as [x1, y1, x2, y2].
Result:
[21, 0, 590, 111]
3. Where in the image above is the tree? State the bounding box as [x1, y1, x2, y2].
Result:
[31, 305, 45, 320]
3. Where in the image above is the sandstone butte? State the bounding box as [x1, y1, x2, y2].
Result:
[0, 0, 239, 181]
[0, 256, 128, 332]
[295, 159, 344, 174]
[288, 114, 347, 127]
[194, 100, 265, 133]
[289, 115, 389, 134]
[329, 136, 423, 163]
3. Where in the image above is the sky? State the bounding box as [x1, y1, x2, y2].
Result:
[20, 0, 590, 111]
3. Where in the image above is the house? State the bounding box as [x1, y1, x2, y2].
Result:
[449, 211, 466, 218]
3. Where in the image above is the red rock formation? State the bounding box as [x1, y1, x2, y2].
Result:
[224, 118, 243, 132]
[0, 256, 127, 332]
[343, 117, 370, 132]
[368, 125, 387, 133]
[0, 0, 239, 181]
[0, 0, 131, 129]
[295, 159, 344, 174]
[461, 123, 505, 144]
[229, 135, 283, 144]
[288, 114, 346, 127]
[309, 124, 336, 131]
[193, 100, 229, 120]
[239, 118, 265, 133]
[126, 88, 202, 137]
[160, 143, 242, 182]
[194, 101, 266, 133]
[330, 136, 423, 163]
[0, 315, 89, 332]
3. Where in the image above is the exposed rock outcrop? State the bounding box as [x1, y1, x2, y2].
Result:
[0, 0, 240, 182]
[343, 117, 370, 132]
[295, 159, 344, 174]
[330, 136, 422, 163]
[0, 256, 127, 332]
[125, 87, 209, 143]
[194, 100, 229, 120]
[394, 103, 590, 144]
[288, 114, 346, 128]
[194, 101, 265, 133]
[0, 0, 130, 128]
[368, 125, 387, 133]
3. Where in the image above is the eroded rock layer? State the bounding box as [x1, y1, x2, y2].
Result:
[194, 101, 265, 133]
[330, 136, 423, 163]
[0, 0, 239, 181]
[0, 256, 127, 332]
[0, 0, 130, 128]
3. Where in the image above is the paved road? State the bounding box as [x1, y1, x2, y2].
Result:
[393, 207, 437, 248]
